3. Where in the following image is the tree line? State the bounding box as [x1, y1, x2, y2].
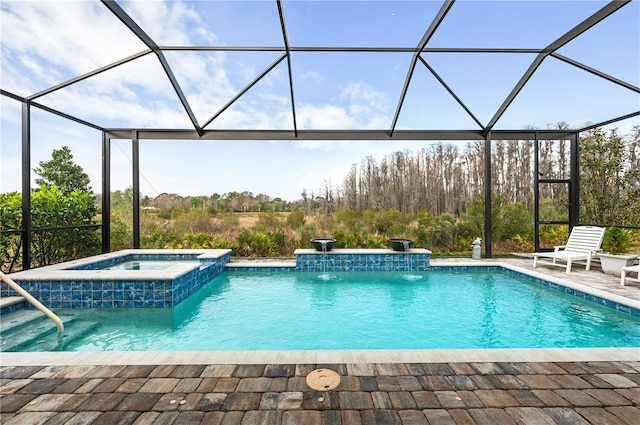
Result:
[304, 127, 640, 227]
[1, 126, 639, 272]
[104, 125, 639, 228]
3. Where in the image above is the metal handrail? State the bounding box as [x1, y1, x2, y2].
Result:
[0, 271, 64, 333]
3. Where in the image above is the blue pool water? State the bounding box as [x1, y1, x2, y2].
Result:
[33, 270, 640, 352]
[98, 259, 199, 271]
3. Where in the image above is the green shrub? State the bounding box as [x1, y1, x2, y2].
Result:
[236, 229, 286, 257]
[297, 223, 317, 248]
[602, 226, 630, 254]
[374, 209, 406, 234]
[334, 208, 364, 232]
[286, 209, 305, 229]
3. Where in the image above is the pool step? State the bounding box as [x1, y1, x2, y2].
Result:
[0, 311, 99, 352]
[0, 296, 27, 315]
[0, 311, 76, 352]
[0, 309, 47, 333]
[11, 320, 101, 353]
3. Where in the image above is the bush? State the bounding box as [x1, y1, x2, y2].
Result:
[0, 192, 22, 272]
[254, 211, 284, 232]
[602, 226, 630, 254]
[373, 209, 406, 234]
[172, 209, 217, 234]
[235, 229, 287, 257]
[297, 223, 317, 248]
[334, 208, 364, 232]
[332, 229, 385, 249]
[286, 209, 305, 229]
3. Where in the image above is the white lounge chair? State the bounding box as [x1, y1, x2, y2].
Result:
[532, 225, 605, 273]
[620, 262, 640, 286]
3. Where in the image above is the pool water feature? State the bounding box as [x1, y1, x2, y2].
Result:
[6, 270, 639, 352]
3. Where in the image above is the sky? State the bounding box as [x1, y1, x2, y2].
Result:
[1, 0, 638, 201]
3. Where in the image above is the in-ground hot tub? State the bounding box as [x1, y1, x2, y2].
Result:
[1, 249, 231, 308]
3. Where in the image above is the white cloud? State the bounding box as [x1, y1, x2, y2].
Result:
[297, 104, 354, 129]
[123, 0, 207, 45]
[294, 81, 390, 132]
[292, 139, 356, 153]
[341, 81, 389, 112]
[301, 71, 324, 82]
[1, 1, 147, 77]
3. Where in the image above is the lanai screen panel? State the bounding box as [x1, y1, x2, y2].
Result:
[1, 0, 637, 133]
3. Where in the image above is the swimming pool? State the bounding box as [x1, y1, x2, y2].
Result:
[8, 269, 639, 352]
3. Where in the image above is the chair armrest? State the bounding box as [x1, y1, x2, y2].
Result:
[553, 245, 566, 253]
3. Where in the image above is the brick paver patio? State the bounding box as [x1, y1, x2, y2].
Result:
[1, 361, 639, 424]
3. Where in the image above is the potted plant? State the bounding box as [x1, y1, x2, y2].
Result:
[599, 227, 637, 276]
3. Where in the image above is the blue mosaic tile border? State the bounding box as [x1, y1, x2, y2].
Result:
[296, 253, 430, 271]
[1, 253, 230, 310]
[428, 265, 638, 317]
[428, 266, 502, 272]
[225, 266, 295, 273]
[499, 267, 640, 317]
[0, 301, 26, 316]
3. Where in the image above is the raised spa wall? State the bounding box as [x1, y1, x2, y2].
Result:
[1, 248, 430, 312]
[294, 248, 431, 272]
[1, 249, 231, 310]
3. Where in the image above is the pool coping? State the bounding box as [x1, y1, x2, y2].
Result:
[5, 249, 232, 281]
[1, 347, 637, 366]
[2, 260, 638, 366]
[293, 248, 432, 254]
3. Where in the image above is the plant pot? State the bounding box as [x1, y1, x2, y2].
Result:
[310, 238, 336, 252]
[598, 253, 637, 276]
[388, 238, 413, 252]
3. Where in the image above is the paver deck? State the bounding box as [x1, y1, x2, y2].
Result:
[1, 257, 639, 424]
[1, 361, 639, 424]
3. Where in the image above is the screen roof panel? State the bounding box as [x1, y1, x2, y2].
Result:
[36, 54, 193, 129]
[428, 0, 610, 48]
[421, 52, 538, 126]
[283, 0, 443, 48]
[1, 0, 638, 134]
[117, 0, 284, 47]
[291, 52, 412, 130]
[556, 0, 640, 86]
[206, 60, 295, 130]
[396, 65, 484, 130]
[163, 50, 286, 125]
[496, 56, 640, 130]
[0, 0, 147, 97]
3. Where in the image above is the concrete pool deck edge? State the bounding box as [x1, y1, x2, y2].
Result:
[4, 249, 232, 281]
[1, 347, 638, 367]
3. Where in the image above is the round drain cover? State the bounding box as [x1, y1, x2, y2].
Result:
[306, 368, 341, 391]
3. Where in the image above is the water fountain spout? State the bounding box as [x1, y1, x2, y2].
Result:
[311, 239, 336, 252]
[388, 238, 414, 252]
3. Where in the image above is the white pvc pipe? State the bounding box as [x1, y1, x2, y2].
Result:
[0, 271, 64, 333]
